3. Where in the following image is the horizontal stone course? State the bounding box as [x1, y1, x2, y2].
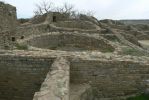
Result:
[0, 55, 54, 100]
[0, 50, 149, 100]
[70, 60, 149, 98]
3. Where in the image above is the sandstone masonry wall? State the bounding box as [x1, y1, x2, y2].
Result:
[0, 55, 54, 100]
[0, 2, 17, 49]
[24, 33, 115, 52]
[0, 2, 16, 32]
[70, 60, 149, 99]
[16, 24, 50, 39]
[53, 21, 97, 30]
[0, 50, 149, 100]
[0, 31, 14, 49]
[46, 12, 70, 22]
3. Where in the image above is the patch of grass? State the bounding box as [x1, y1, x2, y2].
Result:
[127, 94, 149, 100]
[104, 47, 115, 52]
[15, 43, 28, 50]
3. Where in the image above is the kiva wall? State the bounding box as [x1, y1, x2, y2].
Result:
[0, 55, 53, 100]
[25, 33, 115, 52]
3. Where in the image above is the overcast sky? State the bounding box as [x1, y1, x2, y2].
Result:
[3, 0, 149, 20]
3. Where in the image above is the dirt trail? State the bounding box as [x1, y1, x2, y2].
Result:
[139, 40, 149, 49]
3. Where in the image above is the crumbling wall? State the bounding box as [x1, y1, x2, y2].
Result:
[46, 12, 70, 22]
[79, 14, 99, 25]
[24, 33, 115, 52]
[30, 13, 47, 24]
[0, 1, 16, 32]
[33, 57, 70, 100]
[16, 24, 50, 39]
[0, 30, 14, 49]
[0, 55, 53, 100]
[70, 59, 149, 99]
[53, 21, 98, 30]
[0, 50, 149, 100]
[121, 33, 142, 47]
[0, 2, 17, 49]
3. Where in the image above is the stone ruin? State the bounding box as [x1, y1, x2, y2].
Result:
[0, 2, 149, 100]
[0, 2, 16, 49]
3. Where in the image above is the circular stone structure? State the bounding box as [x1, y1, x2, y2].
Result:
[22, 32, 115, 52]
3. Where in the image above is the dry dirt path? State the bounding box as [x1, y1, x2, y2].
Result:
[139, 40, 149, 49]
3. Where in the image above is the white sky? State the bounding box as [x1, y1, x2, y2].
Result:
[3, 0, 149, 20]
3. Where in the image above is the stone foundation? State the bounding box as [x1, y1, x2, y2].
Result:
[0, 50, 149, 100]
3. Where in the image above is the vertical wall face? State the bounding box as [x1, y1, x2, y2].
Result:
[70, 60, 149, 99]
[52, 12, 69, 22]
[0, 2, 17, 32]
[0, 2, 17, 49]
[16, 24, 49, 39]
[0, 56, 53, 100]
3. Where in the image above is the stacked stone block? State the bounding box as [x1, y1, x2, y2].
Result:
[0, 2, 17, 49]
[0, 55, 53, 100]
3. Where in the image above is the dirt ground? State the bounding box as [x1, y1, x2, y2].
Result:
[139, 40, 149, 49]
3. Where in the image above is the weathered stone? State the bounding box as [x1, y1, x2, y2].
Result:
[0, 2, 149, 100]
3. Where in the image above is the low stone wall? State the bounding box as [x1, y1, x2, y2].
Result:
[16, 16, 101, 40]
[79, 14, 99, 25]
[23, 32, 115, 52]
[0, 55, 54, 100]
[0, 50, 149, 100]
[30, 14, 47, 24]
[33, 57, 70, 100]
[53, 21, 97, 30]
[70, 59, 149, 99]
